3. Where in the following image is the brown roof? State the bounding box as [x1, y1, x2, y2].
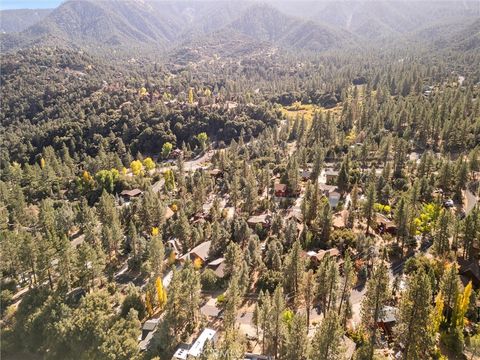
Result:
[209, 168, 222, 176]
[247, 213, 271, 225]
[332, 210, 349, 228]
[316, 248, 341, 261]
[274, 183, 287, 192]
[319, 184, 338, 193]
[120, 189, 143, 197]
[190, 241, 211, 262]
[164, 207, 175, 220]
[375, 213, 396, 228]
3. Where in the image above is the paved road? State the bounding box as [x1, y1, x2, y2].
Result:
[157, 150, 216, 174]
[465, 188, 478, 215]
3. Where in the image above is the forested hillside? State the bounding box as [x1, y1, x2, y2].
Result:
[1, 1, 480, 360]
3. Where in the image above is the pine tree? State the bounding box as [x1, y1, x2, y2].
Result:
[270, 287, 286, 359]
[304, 269, 315, 328]
[310, 310, 345, 360]
[361, 261, 390, 360]
[315, 256, 339, 314]
[440, 264, 461, 325]
[282, 313, 308, 360]
[282, 240, 305, 309]
[395, 196, 409, 253]
[433, 209, 451, 257]
[363, 183, 377, 234]
[338, 252, 355, 320]
[395, 270, 434, 359]
[149, 234, 165, 279]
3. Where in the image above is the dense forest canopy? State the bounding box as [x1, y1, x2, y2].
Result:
[1, 1, 479, 360]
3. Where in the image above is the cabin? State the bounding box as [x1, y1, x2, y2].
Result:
[319, 184, 338, 196]
[120, 189, 143, 201]
[188, 241, 212, 266]
[274, 183, 288, 197]
[343, 336, 357, 360]
[286, 209, 304, 235]
[375, 213, 397, 234]
[332, 210, 349, 229]
[306, 248, 340, 266]
[377, 306, 397, 338]
[139, 318, 160, 351]
[247, 213, 272, 229]
[170, 148, 183, 159]
[165, 206, 175, 221]
[207, 257, 226, 278]
[458, 258, 480, 289]
[152, 178, 165, 193]
[209, 168, 223, 178]
[325, 169, 339, 184]
[244, 354, 271, 360]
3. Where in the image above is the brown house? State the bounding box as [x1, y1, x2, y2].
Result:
[377, 306, 397, 338]
[247, 213, 272, 229]
[120, 189, 143, 200]
[375, 213, 397, 234]
[274, 183, 288, 197]
[458, 258, 480, 289]
[325, 169, 339, 184]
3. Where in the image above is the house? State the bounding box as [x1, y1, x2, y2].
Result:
[165, 206, 175, 221]
[328, 191, 341, 209]
[377, 306, 397, 337]
[207, 257, 226, 278]
[152, 178, 165, 193]
[141, 318, 159, 339]
[306, 248, 340, 266]
[375, 213, 397, 234]
[458, 258, 480, 289]
[120, 189, 143, 200]
[247, 213, 272, 229]
[188, 328, 217, 358]
[325, 169, 339, 184]
[343, 336, 357, 360]
[209, 168, 223, 178]
[188, 241, 212, 265]
[274, 183, 288, 197]
[167, 238, 182, 255]
[172, 343, 190, 360]
[139, 318, 160, 351]
[319, 184, 338, 196]
[244, 354, 271, 360]
[170, 148, 183, 159]
[332, 210, 349, 229]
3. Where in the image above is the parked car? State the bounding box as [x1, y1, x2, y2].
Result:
[444, 199, 454, 208]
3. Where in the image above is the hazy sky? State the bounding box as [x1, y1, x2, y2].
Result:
[0, 0, 63, 10]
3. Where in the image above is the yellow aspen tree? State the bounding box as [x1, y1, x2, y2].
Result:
[130, 160, 143, 176]
[143, 157, 155, 171]
[168, 250, 176, 265]
[152, 227, 159, 236]
[457, 281, 472, 328]
[40, 157, 46, 169]
[156, 277, 167, 310]
[430, 291, 445, 335]
[193, 257, 202, 270]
